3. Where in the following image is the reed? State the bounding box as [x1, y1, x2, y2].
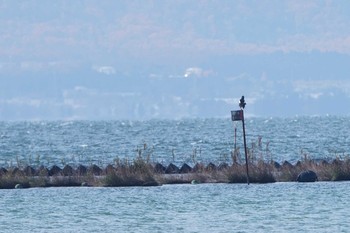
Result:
[0, 175, 30, 189]
[3, 156, 350, 189]
[104, 157, 158, 187]
[324, 159, 350, 181]
[227, 162, 276, 183]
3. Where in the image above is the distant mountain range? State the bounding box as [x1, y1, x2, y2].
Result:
[1, 1, 350, 120]
[1, 52, 349, 120]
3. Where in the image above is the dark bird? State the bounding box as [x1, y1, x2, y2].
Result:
[239, 96, 246, 109]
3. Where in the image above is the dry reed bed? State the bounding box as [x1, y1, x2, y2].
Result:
[1, 158, 350, 189]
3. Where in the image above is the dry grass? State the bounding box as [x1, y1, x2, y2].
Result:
[2, 157, 350, 189]
[104, 157, 158, 187]
[227, 162, 275, 183]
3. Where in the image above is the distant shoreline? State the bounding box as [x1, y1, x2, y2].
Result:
[1, 158, 349, 189]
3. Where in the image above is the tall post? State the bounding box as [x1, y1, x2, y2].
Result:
[241, 110, 250, 185]
[231, 96, 250, 185]
[234, 127, 237, 150]
[239, 96, 250, 185]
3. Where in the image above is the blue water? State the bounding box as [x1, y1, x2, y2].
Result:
[0, 116, 349, 167]
[1, 182, 350, 232]
[1, 116, 350, 232]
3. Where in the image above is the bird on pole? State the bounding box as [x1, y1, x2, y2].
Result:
[239, 96, 246, 109]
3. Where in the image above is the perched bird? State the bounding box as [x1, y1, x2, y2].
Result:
[239, 96, 246, 109]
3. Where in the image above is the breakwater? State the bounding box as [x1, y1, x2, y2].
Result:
[1, 158, 350, 189]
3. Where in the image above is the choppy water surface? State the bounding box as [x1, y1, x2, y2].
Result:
[1, 182, 350, 232]
[0, 116, 350, 167]
[1, 116, 350, 232]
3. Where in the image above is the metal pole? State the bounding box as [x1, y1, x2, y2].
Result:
[234, 126, 237, 150]
[241, 110, 250, 185]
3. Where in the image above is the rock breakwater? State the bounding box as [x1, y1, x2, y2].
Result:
[1, 158, 350, 189]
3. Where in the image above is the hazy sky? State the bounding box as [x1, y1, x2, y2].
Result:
[1, 0, 350, 120]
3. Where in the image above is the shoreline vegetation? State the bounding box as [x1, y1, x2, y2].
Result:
[1, 157, 350, 189]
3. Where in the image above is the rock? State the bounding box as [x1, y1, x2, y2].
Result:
[271, 161, 281, 169]
[9, 167, 24, 177]
[297, 170, 318, 182]
[206, 162, 217, 172]
[0, 167, 8, 176]
[282, 161, 293, 169]
[192, 163, 205, 172]
[36, 165, 49, 176]
[153, 163, 166, 174]
[165, 163, 180, 174]
[62, 165, 74, 176]
[88, 164, 102, 176]
[295, 161, 303, 167]
[23, 166, 36, 176]
[49, 165, 62, 176]
[179, 163, 192, 173]
[76, 165, 87, 176]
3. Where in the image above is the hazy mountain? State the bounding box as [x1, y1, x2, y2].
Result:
[1, 1, 350, 120]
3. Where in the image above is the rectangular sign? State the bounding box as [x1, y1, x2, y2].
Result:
[231, 110, 243, 121]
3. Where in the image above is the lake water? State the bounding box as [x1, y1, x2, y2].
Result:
[1, 116, 350, 232]
[1, 182, 350, 232]
[1, 116, 349, 168]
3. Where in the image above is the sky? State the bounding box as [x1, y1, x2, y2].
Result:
[1, 0, 350, 120]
